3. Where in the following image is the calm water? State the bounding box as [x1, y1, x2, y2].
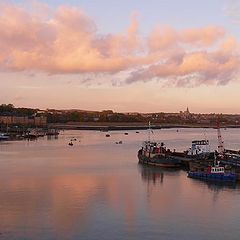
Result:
[0, 128, 240, 240]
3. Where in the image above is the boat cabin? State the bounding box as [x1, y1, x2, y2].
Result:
[207, 166, 224, 174]
[188, 140, 210, 156]
[142, 141, 167, 156]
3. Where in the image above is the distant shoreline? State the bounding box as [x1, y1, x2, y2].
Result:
[48, 122, 240, 131]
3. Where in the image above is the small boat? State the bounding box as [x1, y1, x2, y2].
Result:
[25, 129, 38, 139]
[188, 160, 237, 182]
[136, 131, 140, 133]
[0, 133, 10, 141]
[46, 129, 59, 136]
[124, 132, 128, 135]
[106, 134, 110, 137]
[68, 142, 73, 146]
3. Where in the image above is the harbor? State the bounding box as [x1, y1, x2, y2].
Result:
[0, 127, 59, 141]
[0, 128, 240, 239]
[2, 124, 240, 183]
[137, 123, 240, 183]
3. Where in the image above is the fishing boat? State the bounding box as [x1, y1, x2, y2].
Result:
[137, 122, 181, 168]
[138, 142, 182, 168]
[188, 160, 237, 182]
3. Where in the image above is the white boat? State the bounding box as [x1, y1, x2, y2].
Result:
[186, 140, 211, 156]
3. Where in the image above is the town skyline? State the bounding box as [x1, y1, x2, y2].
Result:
[2, 103, 240, 128]
[1, 103, 240, 115]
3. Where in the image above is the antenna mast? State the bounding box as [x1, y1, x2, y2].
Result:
[148, 121, 151, 142]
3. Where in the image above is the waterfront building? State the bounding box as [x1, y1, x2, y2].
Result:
[0, 114, 47, 126]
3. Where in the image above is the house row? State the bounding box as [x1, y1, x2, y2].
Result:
[0, 115, 47, 126]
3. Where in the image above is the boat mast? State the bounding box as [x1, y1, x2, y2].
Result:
[148, 121, 151, 142]
[217, 121, 224, 155]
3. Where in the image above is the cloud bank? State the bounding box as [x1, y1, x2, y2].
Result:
[0, 1, 240, 86]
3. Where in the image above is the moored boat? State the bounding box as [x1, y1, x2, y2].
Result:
[46, 129, 59, 136]
[138, 144, 182, 168]
[0, 133, 10, 141]
[137, 122, 181, 168]
[188, 161, 237, 182]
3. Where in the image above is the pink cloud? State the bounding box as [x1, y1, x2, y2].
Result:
[0, 1, 240, 86]
[180, 26, 225, 46]
[148, 26, 178, 52]
[147, 25, 225, 52]
[126, 47, 240, 86]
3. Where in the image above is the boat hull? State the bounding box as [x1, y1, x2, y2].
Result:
[188, 171, 237, 182]
[138, 152, 181, 168]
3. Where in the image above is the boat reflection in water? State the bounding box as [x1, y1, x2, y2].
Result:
[139, 163, 238, 194]
[190, 175, 238, 191]
[47, 134, 59, 140]
[139, 164, 180, 186]
[139, 165, 164, 185]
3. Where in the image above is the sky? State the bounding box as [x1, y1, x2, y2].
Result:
[1, 0, 240, 113]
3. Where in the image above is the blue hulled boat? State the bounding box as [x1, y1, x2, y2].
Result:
[188, 163, 237, 182]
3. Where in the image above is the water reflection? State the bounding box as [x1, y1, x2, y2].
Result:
[0, 174, 111, 239]
[0, 172, 141, 239]
[190, 177, 239, 202]
[1, 130, 240, 240]
[139, 164, 180, 185]
[192, 178, 238, 191]
[140, 165, 164, 185]
[47, 135, 58, 140]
